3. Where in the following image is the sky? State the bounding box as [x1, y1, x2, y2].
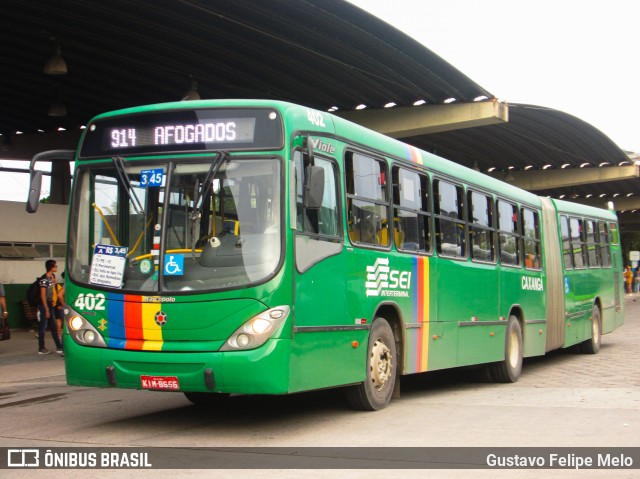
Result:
[1, 1, 639, 202]
[348, 0, 640, 152]
[0, 160, 47, 203]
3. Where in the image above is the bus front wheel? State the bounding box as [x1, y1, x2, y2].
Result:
[346, 318, 397, 411]
[488, 316, 523, 383]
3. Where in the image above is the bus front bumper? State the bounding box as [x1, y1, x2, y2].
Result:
[64, 336, 291, 395]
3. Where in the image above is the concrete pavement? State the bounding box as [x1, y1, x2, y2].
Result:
[0, 293, 638, 479]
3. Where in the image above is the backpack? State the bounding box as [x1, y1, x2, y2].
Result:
[26, 276, 44, 307]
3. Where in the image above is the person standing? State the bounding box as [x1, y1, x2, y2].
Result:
[624, 266, 633, 294]
[37, 260, 63, 355]
[54, 272, 66, 342]
[0, 282, 7, 322]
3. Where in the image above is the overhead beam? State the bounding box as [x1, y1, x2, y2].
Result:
[569, 196, 640, 211]
[488, 165, 640, 191]
[335, 100, 508, 138]
[0, 130, 81, 161]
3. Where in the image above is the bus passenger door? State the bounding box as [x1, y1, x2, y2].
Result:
[564, 217, 586, 345]
[604, 221, 623, 331]
[497, 200, 524, 348]
[289, 151, 353, 392]
[432, 185, 500, 368]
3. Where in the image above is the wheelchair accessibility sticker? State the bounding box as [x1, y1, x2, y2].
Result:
[164, 254, 184, 276]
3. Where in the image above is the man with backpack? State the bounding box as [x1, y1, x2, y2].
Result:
[37, 259, 64, 356]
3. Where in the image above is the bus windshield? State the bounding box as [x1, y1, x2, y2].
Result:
[67, 155, 282, 293]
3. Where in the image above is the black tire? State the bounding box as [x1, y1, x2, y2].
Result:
[184, 392, 230, 406]
[580, 305, 602, 354]
[488, 316, 523, 383]
[346, 318, 397, 411]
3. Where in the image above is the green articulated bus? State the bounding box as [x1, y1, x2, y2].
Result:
[27, 100, 624, 410]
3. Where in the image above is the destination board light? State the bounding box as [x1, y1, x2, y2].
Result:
[79, 108, 283, 158]
[108, 118, 256, 149]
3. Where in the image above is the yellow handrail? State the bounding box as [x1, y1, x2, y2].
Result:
[92, 203, 120, 246]
[127, 214, 154, 257]
[132, 248, 202, 262]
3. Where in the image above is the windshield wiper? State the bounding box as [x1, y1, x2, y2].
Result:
[112, 156, 144, 215]
[190, 152, 229, 253]
[189, 151, 228, 221]
[195, 151, 228, 213]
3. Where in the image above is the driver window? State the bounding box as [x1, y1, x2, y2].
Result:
[294, 151, 340, 238]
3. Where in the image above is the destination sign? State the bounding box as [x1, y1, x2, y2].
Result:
[108, 118, 255, 149]
[79, 108, 283, 158]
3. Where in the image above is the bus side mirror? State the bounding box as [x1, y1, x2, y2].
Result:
[304, 165, 324, 209]
[25, 149, 75, 213]
[26, 170, 43, 213]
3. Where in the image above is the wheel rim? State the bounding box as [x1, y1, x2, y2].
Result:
[507, 330, 520, 368]
[370, 338, 392, 391]
[592, 316, 600, 343]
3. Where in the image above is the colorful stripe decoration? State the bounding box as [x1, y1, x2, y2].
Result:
[106, 293, 163, 351]
[406, 256, 430, 373]
[405, 144, 423, 165]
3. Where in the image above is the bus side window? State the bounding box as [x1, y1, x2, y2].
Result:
[585, 219, 599, 267]
[560, 215, 573, 269]
[497, 200, 520, 266]
[599, 221, 611, 267]
[392, 166, 431, 253]
[346, 152, 389, 247]
[608, 222, 619, 245]
[293, 151, 340, 237]
[569, 217, 586, 269]
[434, 179, 466, 258]
[522, 207, 541, 270]
[468, 190, 495, 262]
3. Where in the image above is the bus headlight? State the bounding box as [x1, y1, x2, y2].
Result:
[69, 315, 84, 331]
[65, 307, 107, 348]
[220, 306, 290, 351]
[83, 330, 97, 343]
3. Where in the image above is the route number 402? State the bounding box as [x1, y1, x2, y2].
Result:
[307, 109, 326, 127]
[74, 293, 106, 311]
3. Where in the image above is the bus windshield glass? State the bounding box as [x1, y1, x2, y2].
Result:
[67, 156, 282, 293]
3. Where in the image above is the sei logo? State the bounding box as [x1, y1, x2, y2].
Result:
[365, 258, 411, 298]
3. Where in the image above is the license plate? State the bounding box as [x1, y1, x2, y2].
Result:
[140, 375, 180, 390]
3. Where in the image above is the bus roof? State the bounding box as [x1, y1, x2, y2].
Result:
[551, 197, 618, 221]
[328, 108, 543, 207]
[85, 99, 615, 219]
[87, 99, 296, 122]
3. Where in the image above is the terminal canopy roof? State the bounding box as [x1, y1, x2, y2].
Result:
[0, 0, 636, 223]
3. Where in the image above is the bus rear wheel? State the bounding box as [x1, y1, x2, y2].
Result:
[580, 305, 601, 354]
[488, 316, 523, 383]
[346, 318, 397, 411]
